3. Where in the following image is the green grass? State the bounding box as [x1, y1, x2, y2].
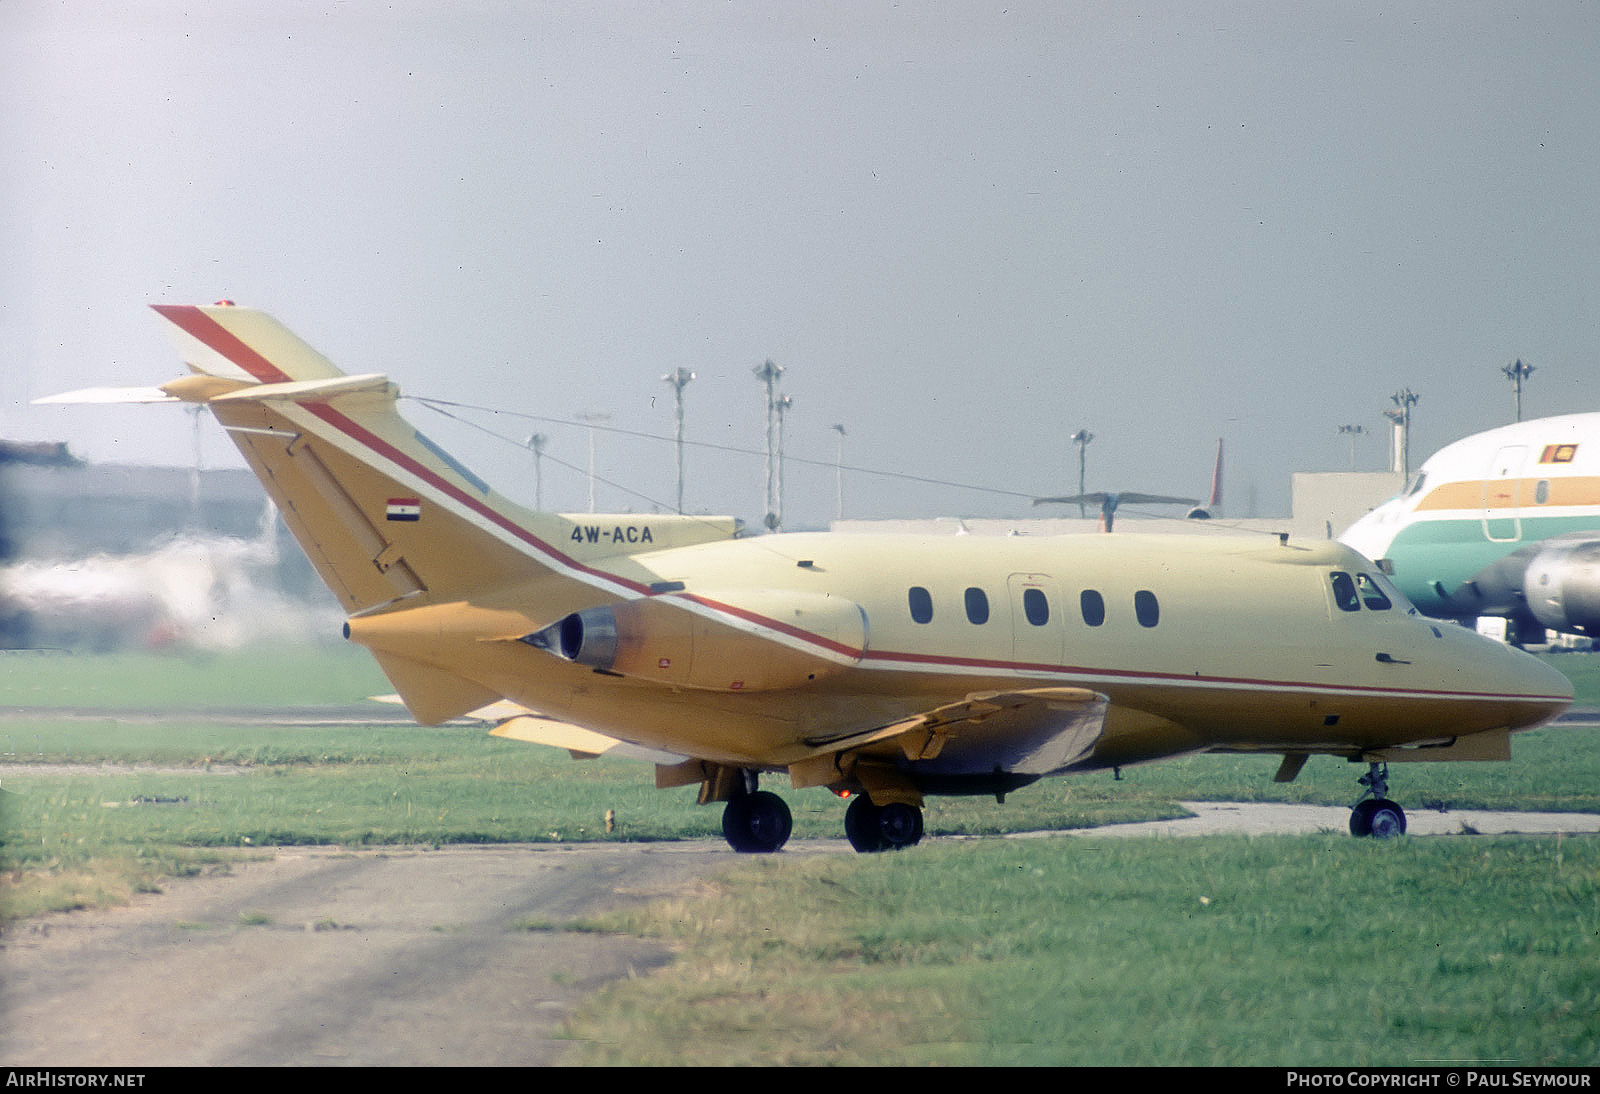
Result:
[5, 644, 1600, 1064]
[0, 641, 392, 711]
[566, 835, 1600, 1066]
[4, 646, 1600, 921]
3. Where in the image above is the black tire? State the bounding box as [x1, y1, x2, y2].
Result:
[722, 790, 791, 853]
[1350, 798, 1407, 839]
[844, 795, 885, 853]
[1349, 798, 1376, 837]
[1367, 799, 1407, 839]
[878, 801, 924, 849]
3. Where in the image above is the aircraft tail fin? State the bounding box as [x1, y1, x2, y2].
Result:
[146, 303, 572, 615]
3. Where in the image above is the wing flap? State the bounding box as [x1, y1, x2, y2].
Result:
[797, 687, 1109, 783]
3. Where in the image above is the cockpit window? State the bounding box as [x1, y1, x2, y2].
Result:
[1355, 573, 1392, 610]
[1405, 472, 1427, 497]
[1330, 571, 1361, 612]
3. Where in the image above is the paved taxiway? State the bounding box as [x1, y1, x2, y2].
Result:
[6, 803, 1600, 1066]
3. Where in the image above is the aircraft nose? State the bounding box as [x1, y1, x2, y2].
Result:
[1497, 646, 1575, 729]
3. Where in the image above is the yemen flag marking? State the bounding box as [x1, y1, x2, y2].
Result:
[386, 498, 422, 522]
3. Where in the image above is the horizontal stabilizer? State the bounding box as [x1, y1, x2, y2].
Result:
[368, 650, 503, 725]
[33, 386, 180, 405]
[489, 715, 688, 765]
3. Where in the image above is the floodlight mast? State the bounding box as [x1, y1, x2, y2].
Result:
[1337, 424, 1366, 470]
[524, 433, 548, 509]
[832, 423, 847, 521]
[752, 359, 785, 530]
[1070, 429, 1094, 519]
[575, 411, 609, 513]
[1386, 389, 1419, 479]
[776, 393, 793, 531]
[1502, 359, 1534, 423]
[662, 367, 695, 514]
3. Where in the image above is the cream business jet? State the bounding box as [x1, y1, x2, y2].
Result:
[46, 305, 1574, 849]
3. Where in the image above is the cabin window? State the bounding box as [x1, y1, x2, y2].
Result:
[1330, 571, 1361, 612]
[1134, 590, 1160, 628]
[1536, 479, 1550, 505]
[1356, 573, 1392, 611]
[1080, 590, 1106, 627]
[965, 587, 990, 625]
[908, 586, 934, 624]
[1023, 587, 1049, 626]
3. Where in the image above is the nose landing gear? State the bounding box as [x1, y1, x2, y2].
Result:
[1348, 762, 1407, 838]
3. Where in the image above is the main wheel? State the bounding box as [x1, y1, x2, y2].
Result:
[844, 795, 885, 853]
[722, 790, 792, 853]
[878, 802, 924, 849]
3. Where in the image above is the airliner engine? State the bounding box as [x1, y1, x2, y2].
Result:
[1524, 538, 1600, 636]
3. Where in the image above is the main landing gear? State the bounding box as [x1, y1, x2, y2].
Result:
[715, 777, 927, 854]
[721, 786, 793, 853]
[844, 795, 924, 853]
[1348, 762, 1407, 839]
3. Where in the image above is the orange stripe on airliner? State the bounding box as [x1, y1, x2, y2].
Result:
[1414, 477, 1600, 512]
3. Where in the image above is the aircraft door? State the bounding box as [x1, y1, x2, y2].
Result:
[1008, 573, 1064, 670]
[1481, 445, 1527, 543]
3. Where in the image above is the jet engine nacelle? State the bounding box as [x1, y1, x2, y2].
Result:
[1523, 539, 1600, 636]
[523, 589, 867, 692]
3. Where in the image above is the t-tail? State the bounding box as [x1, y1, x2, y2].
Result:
[140, 303, 741, 718]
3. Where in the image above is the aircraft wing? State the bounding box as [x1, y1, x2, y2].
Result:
[808, 687, 1109, 778]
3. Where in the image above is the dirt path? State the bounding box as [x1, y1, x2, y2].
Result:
[1, 841, 771, 1066]
[7, 805, 1599, 1067]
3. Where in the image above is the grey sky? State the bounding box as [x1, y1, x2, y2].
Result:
[6, 1, 1598, 529]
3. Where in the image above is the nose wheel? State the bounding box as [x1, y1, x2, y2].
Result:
[1348, 762, 1407, 838]
[844, 795, 924, 853]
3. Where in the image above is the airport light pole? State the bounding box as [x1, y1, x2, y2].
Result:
[775, 393, 793, 532]
[753, 359, 785, 530]
[1337, 424, 1366, 470]
[1070, 430, 1094, 518]
[662, 367, 695, 514]
[524, 433, 548, 510]
[1502, 359, 1534, 422]
[575, 412, 609, 513]
[832, 423, 847, 521]
[1388, 389, 1419, 479]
